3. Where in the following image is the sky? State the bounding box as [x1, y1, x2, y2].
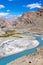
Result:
[0, 0, 43, 18]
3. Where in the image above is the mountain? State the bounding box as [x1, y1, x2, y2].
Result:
[0, 8, 43, 34]
[0, 18, 14, 35]
[12, 8, 43, 33]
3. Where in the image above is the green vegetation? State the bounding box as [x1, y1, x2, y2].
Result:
[0, 29, 23, 38]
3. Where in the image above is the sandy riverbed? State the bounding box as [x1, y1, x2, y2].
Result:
[0, 37, 39, 58]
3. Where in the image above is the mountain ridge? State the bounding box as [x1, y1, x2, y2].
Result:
[0, 8, 43, 34]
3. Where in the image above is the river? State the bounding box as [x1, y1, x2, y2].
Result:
[0, 33, 43, 65]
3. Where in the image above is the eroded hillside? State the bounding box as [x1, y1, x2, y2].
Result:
[0, 8, 43, 35]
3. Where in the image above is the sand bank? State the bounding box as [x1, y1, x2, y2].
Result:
[0, 38, 39, 58]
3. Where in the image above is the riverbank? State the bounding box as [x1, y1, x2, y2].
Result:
[7, 46, 43, 65]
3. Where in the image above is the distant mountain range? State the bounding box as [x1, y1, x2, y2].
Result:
[0, 8, 43, 35]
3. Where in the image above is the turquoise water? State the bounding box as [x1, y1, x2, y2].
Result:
[0, 35, 43, 65]
[0, 48, 36, 65]
[36, 36, 43, 47]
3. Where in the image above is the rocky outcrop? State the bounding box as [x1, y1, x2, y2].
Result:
[37, 8, 43, 16]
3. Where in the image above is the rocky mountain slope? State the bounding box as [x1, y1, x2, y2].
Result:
[13, 8, 43, 29]
[0, 8, 43, 34]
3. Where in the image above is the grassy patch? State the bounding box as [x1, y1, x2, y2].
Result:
[0, 30, 23, 38]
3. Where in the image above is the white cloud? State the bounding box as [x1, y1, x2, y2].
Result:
[5, 14, 22, 18]
[17, 14, 22, 17]
[0, 4, 5, 9]
[23, 3, 42, 9]
[0, 12, 9, 17]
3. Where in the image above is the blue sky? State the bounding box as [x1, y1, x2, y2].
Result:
[0, 0, 43, 18]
